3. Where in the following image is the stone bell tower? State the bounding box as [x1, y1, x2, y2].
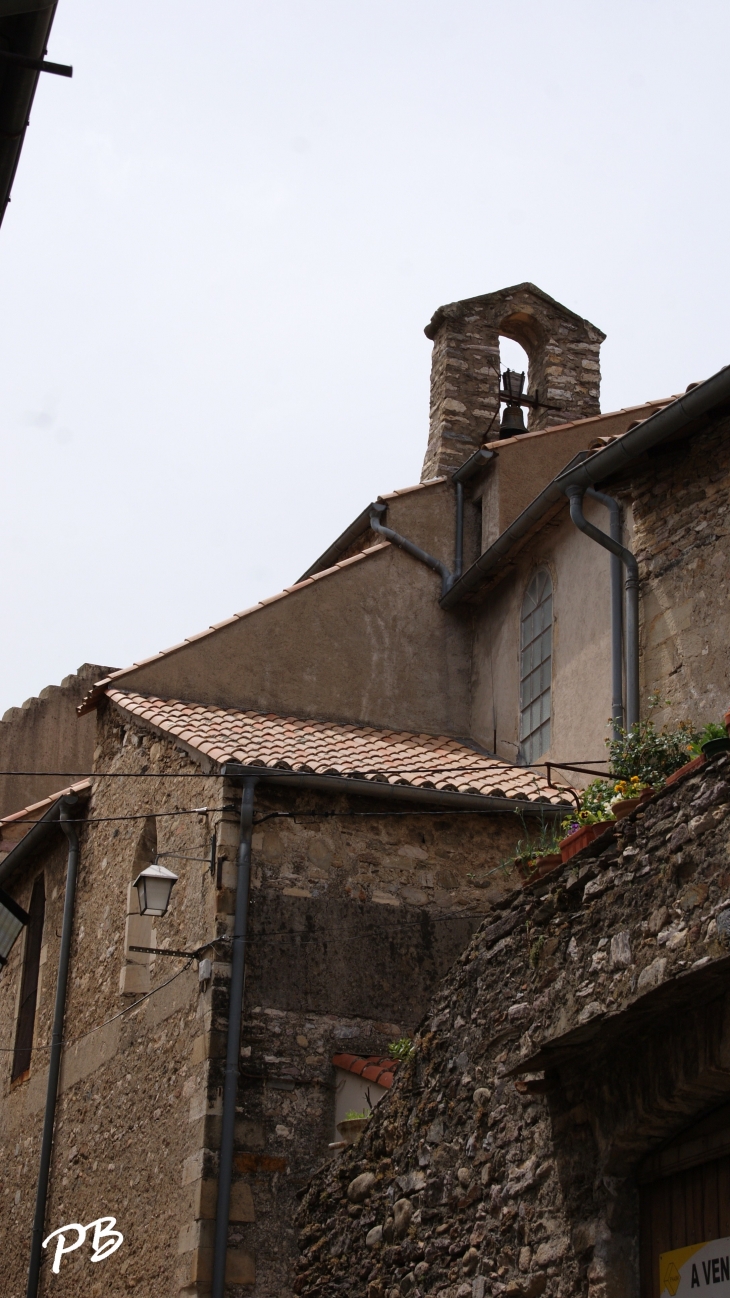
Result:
[420, 282, 606, 481]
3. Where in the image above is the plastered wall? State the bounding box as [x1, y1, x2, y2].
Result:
[471, 496, 613, 779]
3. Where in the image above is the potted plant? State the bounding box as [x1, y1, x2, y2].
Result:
[558, 779, 616, 861]
[337, 1110, 370, 1143]
[607, 776, 654, 820]
[697, 722, 730, 760]
[606, 701, 701, 790]
[504, 818, 564, 885]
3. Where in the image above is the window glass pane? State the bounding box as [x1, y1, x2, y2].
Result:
[519, 569, 553, 762]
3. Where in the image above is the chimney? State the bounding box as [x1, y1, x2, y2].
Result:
[420, 282, 606, 481]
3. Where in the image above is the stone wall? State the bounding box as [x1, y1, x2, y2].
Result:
[421, 285, 604, 481]
[0, 700, 541, 1298]
[624, 413, 730, 733]
[294, 752, 730, 1298]
[0, 706, 220, 1298]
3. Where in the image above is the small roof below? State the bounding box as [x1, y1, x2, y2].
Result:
[332, 1054, 398, 1089]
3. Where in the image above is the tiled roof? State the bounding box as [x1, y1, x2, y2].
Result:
[0, 779, 92, 829]
[106, 689, 567, 803]
[78, 543, 391, 715]
[332, 1054, 398, 1089]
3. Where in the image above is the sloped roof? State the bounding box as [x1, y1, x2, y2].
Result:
[107, 689, 566, 803]
[0, 779, 91, 831]
[332, 1054, 398, 1089]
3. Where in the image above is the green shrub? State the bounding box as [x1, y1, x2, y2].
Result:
[388, 1037, 415, 1061]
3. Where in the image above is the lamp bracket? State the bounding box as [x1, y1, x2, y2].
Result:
[0, 49, 72, 77]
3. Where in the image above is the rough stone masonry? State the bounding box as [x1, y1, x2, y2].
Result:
[295, 753, 730, 1298]
[421, 283, 604, 481]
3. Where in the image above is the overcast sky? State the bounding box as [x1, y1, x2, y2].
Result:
[0, 0, 727, 714]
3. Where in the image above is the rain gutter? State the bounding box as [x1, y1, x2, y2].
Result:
[219, 764, 569, 815]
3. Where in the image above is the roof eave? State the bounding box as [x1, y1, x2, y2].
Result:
[0, 1, 60, 228]
[219, 763, 567, 814]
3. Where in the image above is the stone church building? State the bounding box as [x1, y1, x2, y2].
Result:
[1, 282, 730, 1298]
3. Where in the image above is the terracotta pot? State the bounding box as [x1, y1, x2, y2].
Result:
[611, 788, 654, 820]
[559, 821, 615, 863]
[665, 754, 705, 787]
[336, 1118, 369, 1144]
[516, 853, 562, 885]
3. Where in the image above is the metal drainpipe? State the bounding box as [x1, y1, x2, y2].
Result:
[565, 485, 640, 730]
[211, 776, 257, 1298]
[26, 795, 79, 1298]
[451, 446, 495, 582]
[585, 487, 624, 739]
[369, 503, 454, 598]
[454, 481, 464, 580]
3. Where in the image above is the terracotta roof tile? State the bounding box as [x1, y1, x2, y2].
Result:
[332, 1054, 399, 1088]
[104, 689, 569, 804]
[0, 778, 93, 829]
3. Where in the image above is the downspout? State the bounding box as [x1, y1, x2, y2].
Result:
[585, 487, 624, 739]
[211, 776, 258, 1298]
[26, 795, 80, 1298]
[451, 447, 495, 581]
[369, 502, 454, 598]
[454, 481, 464, 581]
[564, 485, 640, 730]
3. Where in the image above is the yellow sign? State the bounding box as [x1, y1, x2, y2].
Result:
[660, 1239, 730, 1296]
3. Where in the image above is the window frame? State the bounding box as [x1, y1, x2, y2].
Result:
[11, 872, 45, 1083]
[519, 567, 553, 764]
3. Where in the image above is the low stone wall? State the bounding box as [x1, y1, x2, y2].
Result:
[294, 754, 730, 1298]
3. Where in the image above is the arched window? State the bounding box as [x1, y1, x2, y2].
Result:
[520, 568, 553, 763]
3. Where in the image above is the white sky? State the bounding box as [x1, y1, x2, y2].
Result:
[0, 0, 727, 714]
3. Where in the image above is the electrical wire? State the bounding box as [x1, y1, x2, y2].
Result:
[0, 761, 609, 778]
[0, 958, 195, 1056]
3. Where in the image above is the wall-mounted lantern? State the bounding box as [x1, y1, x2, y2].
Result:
[132, 862, 178, 918]
[0, 885, 29, 966]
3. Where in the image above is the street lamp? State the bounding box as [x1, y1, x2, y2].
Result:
[0, 885, 29, 966]
[133, 862, 179, 918]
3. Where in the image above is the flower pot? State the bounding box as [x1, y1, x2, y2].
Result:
[559, 821, 615, 863]
[337, 1118, 369, 1144]
[611, 788, 654, 820]
[701, 737, 730, 759]
[515, 853, 562, 886]
[665, 754, 705, 787]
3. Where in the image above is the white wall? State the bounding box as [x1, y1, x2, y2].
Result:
[471, 495, 616, 783]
